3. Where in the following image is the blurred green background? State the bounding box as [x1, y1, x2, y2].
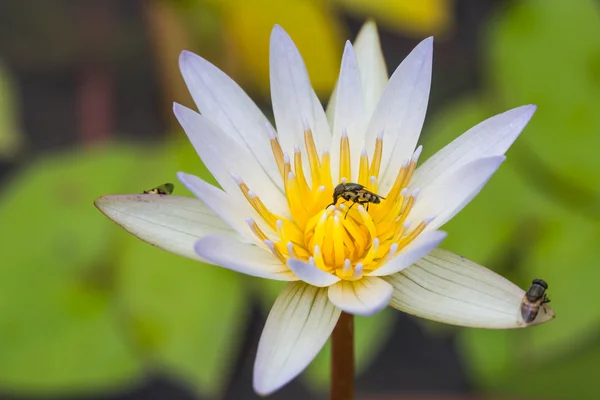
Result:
[0, 0, 598, 399]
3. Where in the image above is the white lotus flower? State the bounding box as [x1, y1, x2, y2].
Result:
[95, 22, 554, 395]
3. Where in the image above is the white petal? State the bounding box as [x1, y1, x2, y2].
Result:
[178, 50, 282, 190]
[327, 276, 393, 316]
[254, 282, 340, 395]
[386, 249, 555, 328]
[407, 156, 505, 231]
[94, 194, 239, 261]
[413, 105, 536, 189]
[330, 41, 366, 182]
[269, 25, 330, 169]
[368, 230, 447, 276]
[174, 104, 290, 218]
[366, 37, 433, 193]
[325, 20, 388, 129]
[195, 235, 296, 281]
[287, 259, 340, 287]
[353, 20, 388, 118]
[178, 172, 270, 242]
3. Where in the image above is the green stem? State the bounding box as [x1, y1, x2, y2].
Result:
[331, 311, 354, 400]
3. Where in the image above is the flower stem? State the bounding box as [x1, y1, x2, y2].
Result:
[331, 311, 354, 400]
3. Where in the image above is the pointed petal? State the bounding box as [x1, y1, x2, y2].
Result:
[330, 41, 366, 182]
[194, 235, 296, 281]
[287, 259, 340, 287]
[327, 277, 393, 316]
[325, 20, 388, 130]
[354, 20, 388, 118]
[174, 104, 290, 218]
[407, 156, 505, 231]
[366, 37, 433, 193]
[270, 25, 330, 165]
[178, 50, 282, 190]
[368, 230, 447, 276]
[94, 194, 238, 261]
[386, 249, 555, 328]
[413, 105, 536, 189]
[178, 172, 271, 242]
[254, 282, 340, 395]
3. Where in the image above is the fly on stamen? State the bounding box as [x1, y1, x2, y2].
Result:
[327, 182, 386, 218]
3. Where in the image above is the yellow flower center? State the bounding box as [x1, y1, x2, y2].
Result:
[238, 125, 430, 281]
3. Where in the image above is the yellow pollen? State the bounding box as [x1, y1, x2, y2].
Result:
[239, 125, 432, 280]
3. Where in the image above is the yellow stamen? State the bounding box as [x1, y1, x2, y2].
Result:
[368, 175, 378, 194]
[333, 215, 345, 267]
[308, 185, 328, 216]
[339, 129, 351, 182]
[383, 160, 409, 207]
[246, 218, 268, 242]
[340, 228, 357, 260]
[358, 205, 377, 240]
[294, 146, 310, 200]
[276, 219, 285, 239]
[358, 149, 369, 186]
[265, 240, 287, 264]
[280, 220, 306, 247]
[322, 216, 335, 266]
[311, 211, 328, 251]
[338, 209, 367, 255]
[234, 176, 281, 229]
[284, 172, 307, 227]
[391, 220, 411, 243]
[396, 218, 430, 250]
[312, 246, 327, 271]
[235, 125, 430, 282]
[362, 238, 379, 266]
[391, 189, 417, 230]
[248, 191, 279, 229]
[369, 130, 383, 178]
[268, 125, 285, 178]
[320, 151, 333, 192]
[286, 241, 310, 260]
[375, 243, 398, 268]
[400, 160, 417, 189]
[338, 259, 353, 279]
[304, 126, 321, 186]
[286, 242, 296, 259]
[283, 153, 292, 184]
[352, 263, 364, 280]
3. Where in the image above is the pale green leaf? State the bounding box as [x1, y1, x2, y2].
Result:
[117, 238, 248, 398]
[0, 146, 152, 393]
[487, 0, 600, 192]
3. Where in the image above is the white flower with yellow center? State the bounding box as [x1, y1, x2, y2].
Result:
[96, 22, 554, 395]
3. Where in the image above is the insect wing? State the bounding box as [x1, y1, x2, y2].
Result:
[143, 183, 174, 195]
[159, 183, 175, 194]
[357, 188, 384, 201]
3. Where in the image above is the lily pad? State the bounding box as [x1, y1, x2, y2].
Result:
[0, 146, 148, 394]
